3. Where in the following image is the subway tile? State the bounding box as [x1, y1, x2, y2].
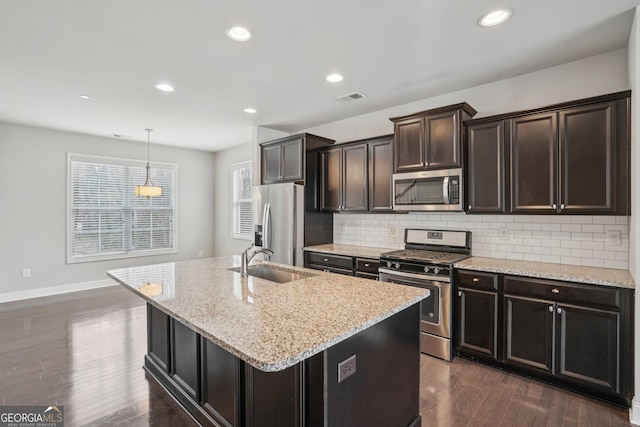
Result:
[489, 251, 507, 259]
[592, 216, 616, 224]
[523, 238, 542, 246]
[616, 216, 629, 225]
[570, 248, 592, 258]
[604, 260, 628, 270]
[560, 224, 582, 232]
[513, 230, 532, 238]
[498, 244, 514, 253]
[604, 225, 627, 232]
[570, 216, 593, 224]
[522, 254, 542, 262]
[560, 256, 581, 266]
[570, 232, 593, 241]
[514, 245, 532, 254]
[551, 247, 571, 256]
[550, 216, 571, 224]
[497, 216, 515, 223]
[531, 216, 552, 223]
[532, 247, 552, 255]
[541, 239, 561, 248]
[581, 241, 604, 251]
[592, 250, 616, 260]
[540, 255, 558, 263]
[523, 223, 542, 231]
[506, 238, 523, 246]
[531, 231, 551, 239]
[582, 258, 604, 268]
[506, 223, 523, 230]
[506, 252, 524, 260]
[581, 224, 603, 233]
[550, 231, 571, 240]
[616, 252, 629, 261]
[514, 215, 532, 223]
[560, 240, 582, 249]
[482, 215, 498, 222]
[541, 223, 562, 232]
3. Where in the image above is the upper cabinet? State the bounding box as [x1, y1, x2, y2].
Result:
[390, 103, 477, 173]
[320, 143, 369, 212]
[368, 136, 394, 212]
[466, 120, 509, 214]
[260, 133, 334, 185]
[465, 91, 630, 215]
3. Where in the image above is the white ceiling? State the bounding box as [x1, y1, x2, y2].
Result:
[0, 1, 638, 152]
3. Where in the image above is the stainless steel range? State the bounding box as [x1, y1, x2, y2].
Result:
[379, 229, 471, 361]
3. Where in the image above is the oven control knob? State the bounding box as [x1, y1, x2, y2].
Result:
[386, 261, 392, 268]
[394, 262, 400, 269]
[423, 266, 431, 273]
[433, 267, 441, 275]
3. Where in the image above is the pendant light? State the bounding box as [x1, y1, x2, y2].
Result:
[135, 128, 163, 198]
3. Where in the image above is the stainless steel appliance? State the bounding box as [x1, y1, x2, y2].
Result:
[252, 183, 304, 266]
[379, 229, 471, 361]
[392, 168, 463, 211]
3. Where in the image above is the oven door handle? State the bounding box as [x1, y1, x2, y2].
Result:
[379, 268, 450, 283]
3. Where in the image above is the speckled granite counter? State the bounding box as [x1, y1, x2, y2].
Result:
[454, 257, 634, 289]
[303, 243, 396, 258]
[107, 256, 428, 372]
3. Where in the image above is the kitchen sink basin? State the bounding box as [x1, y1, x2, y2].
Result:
[228, 265, 315, 284]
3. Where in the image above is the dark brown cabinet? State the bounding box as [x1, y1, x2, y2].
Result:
[202, 339, 241, 426]
[466, 120, 508, 213]
[454, 270, 499, 361]
[355, 257, 380, 280]
[390, 103, 477, 173]
[171, 318, 201, 400]
[147, 303, 170, 372]
[304, 251, 354, 276]
[260, 133, 334, 185]
[320, 143, 368, 212]
[368, 136, 394, 211]
[465, 91, 630, 215]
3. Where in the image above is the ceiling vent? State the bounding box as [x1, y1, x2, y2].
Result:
[336, 92, 368, 102]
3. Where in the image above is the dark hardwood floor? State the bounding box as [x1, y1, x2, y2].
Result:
[0, 286, 632, 426]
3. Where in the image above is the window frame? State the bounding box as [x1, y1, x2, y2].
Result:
[231, 160, 253, 241]
[66, 152, 178, 264]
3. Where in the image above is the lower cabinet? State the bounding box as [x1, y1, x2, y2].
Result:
[454, 270, 633, 406]
[304, 251, 381, 280]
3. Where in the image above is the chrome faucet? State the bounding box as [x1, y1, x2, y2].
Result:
[240, 246, 274, 275]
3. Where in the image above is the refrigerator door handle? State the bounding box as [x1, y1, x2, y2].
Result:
[264, 202, 272, 257]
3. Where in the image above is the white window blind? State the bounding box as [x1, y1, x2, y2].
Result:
[68, 153, 177, 263]
[232, 161, 253, 240]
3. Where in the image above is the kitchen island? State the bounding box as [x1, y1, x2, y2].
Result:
[107, 256, 428, 427]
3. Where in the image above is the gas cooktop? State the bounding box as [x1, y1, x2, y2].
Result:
[380, 249, 470, 265]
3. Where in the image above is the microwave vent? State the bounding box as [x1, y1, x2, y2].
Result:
[336, 92, 368, 102]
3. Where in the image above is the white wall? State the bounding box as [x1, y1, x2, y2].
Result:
[301, 48, 629, 143]
[627, 7, 640, 425]
[0, 122, 216, 299]
[212, 143, 254, 256]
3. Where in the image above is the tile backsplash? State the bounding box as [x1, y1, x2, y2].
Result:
[333, 213, 630, 270]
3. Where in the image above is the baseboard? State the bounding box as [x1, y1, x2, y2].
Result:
[0, 279, 116, 303]
[630, 398, 640, 425]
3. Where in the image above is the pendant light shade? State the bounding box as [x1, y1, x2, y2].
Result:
[135, 128, 163, 198]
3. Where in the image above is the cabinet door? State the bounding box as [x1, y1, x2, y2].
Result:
[320, 148, 342, 211]
[281, 138, 304, 181]
[342, 144, 368, 211]
[393, 118, 424, 172]
[504, 295, 554, 374]
[147, 303, 170, 372]
[467, 121, 507, 213]
[369, 137, 393, 211]
[555, 304, 619, 393]
[456, 288, 498, 359]
[171, 319, 201, 400]
[559, 102, 617, 214]
[202, 339, 241, 426]
[509, 113, 558, 213]
[425, 109, 461, 169]
[262, 144, 282, 184]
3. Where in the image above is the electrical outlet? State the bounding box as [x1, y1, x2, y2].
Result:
[389, 225, 395, 235]
[22, 268, 31, 278]
[606, 230, 621, 247]
[198, 251, 204, 258]
[337, 354, 356, 383]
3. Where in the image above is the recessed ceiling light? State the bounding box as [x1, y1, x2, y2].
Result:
[226, 26, 251, 42]
[155, 83, 175, 92]
[243, 108, 258, 114]
[80, 94, 90, 99]
[479, 9, 512, 27]
[326, 73, 343, 83]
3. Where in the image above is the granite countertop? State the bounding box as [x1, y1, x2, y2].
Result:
[303, 244, 396, 259]
[107, 256, 428, 372]
[455, 257, 634, 289]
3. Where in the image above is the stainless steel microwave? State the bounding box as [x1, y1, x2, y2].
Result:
[392, 168, 463, 212]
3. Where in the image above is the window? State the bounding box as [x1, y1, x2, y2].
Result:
[232, 161, 253, 240]
[67, 153, 177, 263]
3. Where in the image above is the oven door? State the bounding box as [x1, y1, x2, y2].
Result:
[379, 270, 450, 339]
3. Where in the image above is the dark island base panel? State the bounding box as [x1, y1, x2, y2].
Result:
[144, 303, 422, 427]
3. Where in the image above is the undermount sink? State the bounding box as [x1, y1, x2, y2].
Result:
[228, 265, 315, 284]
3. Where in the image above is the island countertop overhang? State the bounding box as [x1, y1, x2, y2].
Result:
[107, 256, 428, 372]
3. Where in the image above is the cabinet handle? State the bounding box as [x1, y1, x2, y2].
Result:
[551, 288, 560, 294]
[364, 263, 370, 267]
[323, 258, 329, 262]
[468, 205, 472, 210]
[548, 306, 553, 312]
[552, 203, 557, 209]
[560, 204, 565, 210]
[557, 307, 562, 314]
[472, 278, 479, 282]
[458, 291, 462, 297]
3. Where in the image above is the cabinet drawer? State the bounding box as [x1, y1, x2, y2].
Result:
[304, 251, 354, 270]
[306, 263, 353, 276]
[356, 258, 379, 274]
[504, 276, 620, 309]
[455, 270, 498, 291]
[355, 272, 379, 281]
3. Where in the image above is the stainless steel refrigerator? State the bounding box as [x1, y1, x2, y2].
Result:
[252, 183, 305, 266]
